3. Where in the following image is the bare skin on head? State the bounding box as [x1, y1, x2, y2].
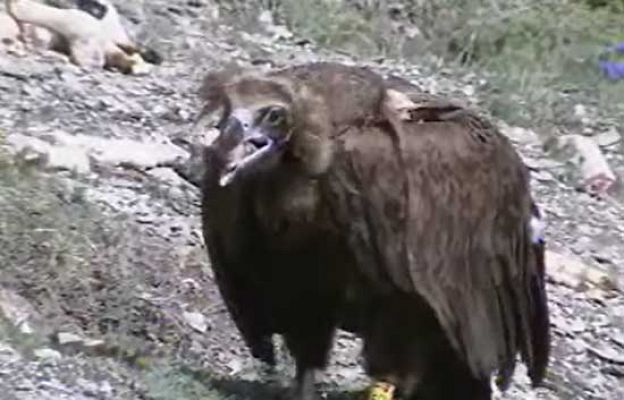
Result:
[4, 0, 157, 74]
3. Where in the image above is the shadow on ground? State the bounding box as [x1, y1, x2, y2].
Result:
[201, 375, 359, 400]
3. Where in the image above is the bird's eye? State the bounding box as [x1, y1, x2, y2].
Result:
[264, 107, 286, 126]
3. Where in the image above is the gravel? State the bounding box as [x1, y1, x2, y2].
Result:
[0, 1, 622, 399]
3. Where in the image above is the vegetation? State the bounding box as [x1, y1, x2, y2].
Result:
[142, 363, 225, 400]
[0, 146, 174, 357]
[1, 1, 622, 397]
[226, 0, 624, 131]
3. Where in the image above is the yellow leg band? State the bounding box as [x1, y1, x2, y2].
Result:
[367, 381, 396, 400]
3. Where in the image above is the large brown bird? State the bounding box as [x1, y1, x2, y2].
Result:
[197, 62, 550, 400]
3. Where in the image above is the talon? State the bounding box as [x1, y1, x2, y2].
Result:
[366, 381, 395, 400]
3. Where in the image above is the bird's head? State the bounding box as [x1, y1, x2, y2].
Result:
[215, 88, 295, 187]
[198, 67, 332, 187]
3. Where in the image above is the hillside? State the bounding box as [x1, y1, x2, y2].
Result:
[0, 1, 623, 399]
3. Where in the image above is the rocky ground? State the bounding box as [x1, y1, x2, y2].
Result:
[0, 1, 623, 399]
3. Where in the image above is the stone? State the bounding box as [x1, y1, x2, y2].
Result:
[499, 123, 539, 145]
[147, 167, 188, 187]
[462, 84, 475, 97]
[33, 348, 62, 360]
[546, 250, 617, 291]
[574, 104, 587, 118]
[45, 145, 91, 174]
[0, 342, 22, 363]
[6, 133, 91, 174]
[98, 380, 114, 397]
[588, 343, 624, 365]
[0, 288, 39, 334]
[56, 332, 84, 346]
[182, 311, 208, 333]
[595, 127, 621, 148]
[82, 338, 108, 356]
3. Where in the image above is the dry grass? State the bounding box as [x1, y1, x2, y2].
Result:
[0, 157, 183, 357]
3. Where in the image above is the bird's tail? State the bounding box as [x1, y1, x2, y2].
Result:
[495, 201, 551, 390]
[525, 202, 551, 386]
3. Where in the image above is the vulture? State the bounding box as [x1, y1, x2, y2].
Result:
[197, 62, 550, 400]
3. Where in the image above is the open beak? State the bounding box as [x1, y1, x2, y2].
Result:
[218, 116, 275, 187]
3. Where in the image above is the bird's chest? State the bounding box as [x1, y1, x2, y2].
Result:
[252, 177, 324, 247]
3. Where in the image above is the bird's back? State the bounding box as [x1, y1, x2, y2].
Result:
[324, 104, 545, 381]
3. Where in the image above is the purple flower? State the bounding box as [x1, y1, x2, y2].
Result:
[612, 41, 624, 53]
[598, 60, 624, 80]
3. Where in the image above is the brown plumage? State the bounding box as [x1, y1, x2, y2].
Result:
[198, 62, 550, 400]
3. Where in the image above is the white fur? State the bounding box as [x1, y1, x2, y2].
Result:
[5, 0, 149, 74]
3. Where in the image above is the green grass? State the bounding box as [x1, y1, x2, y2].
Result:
[0, 139, 175, 357]
[224, 0, 624, 132]
[142, 363, 227, 400]
[0, 161, 110, 326]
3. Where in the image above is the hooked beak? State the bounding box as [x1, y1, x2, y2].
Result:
[218, 116, 275, 187]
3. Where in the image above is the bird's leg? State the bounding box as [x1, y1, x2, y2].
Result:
[283, 331, 332, 400]
[258, 359, 278, 381]
[255, 356, 281, 388]
[292, 364, 317, 400]
[364, 377, 397, 400]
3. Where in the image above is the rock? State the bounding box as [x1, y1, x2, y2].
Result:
[499, 123, 539, 145]
[33, 348, 62, 360]
[56, 332, 84, 346]
[612, 333, 624, 349]
[531, 169, 556, 182]
[147, 167, 189, 187]
[574, 104, 587, 118]
[91, 138, 188, 169]
[14, 378, 36, 391]
[226, 357, 244, 375]
[546, 250, 617, 292]
[588, 343, 624, 365]
[0, 288, 39, 334]
[98, 380, 114, 397]
[462, 84, 475, 97]
[6, 133, 51, 159]
[182, 311, 208, 333]
[38, 378, 76, 395]
[135, 211, 156, 224]
[573, 103, 591, 126]
[595, 127, 621, 148]
[81, 338, 108, 356]
[45, 145, 91, 174]
[77, 378, 99, 397]
[0, 342, 21, 363]
[9, 130, 190, 171]
[603, 366, 624, 377]
[1, 2, 624, 399]
[6, 133, 91, 174]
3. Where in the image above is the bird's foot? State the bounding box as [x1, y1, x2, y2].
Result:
[258, 361, 282, 387]
[288, 368, 319, 400]
[364, 380, 396, 400]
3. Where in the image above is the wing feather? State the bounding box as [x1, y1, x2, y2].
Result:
[323, 102, 549, 383]
[201, 147, 276, 365]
